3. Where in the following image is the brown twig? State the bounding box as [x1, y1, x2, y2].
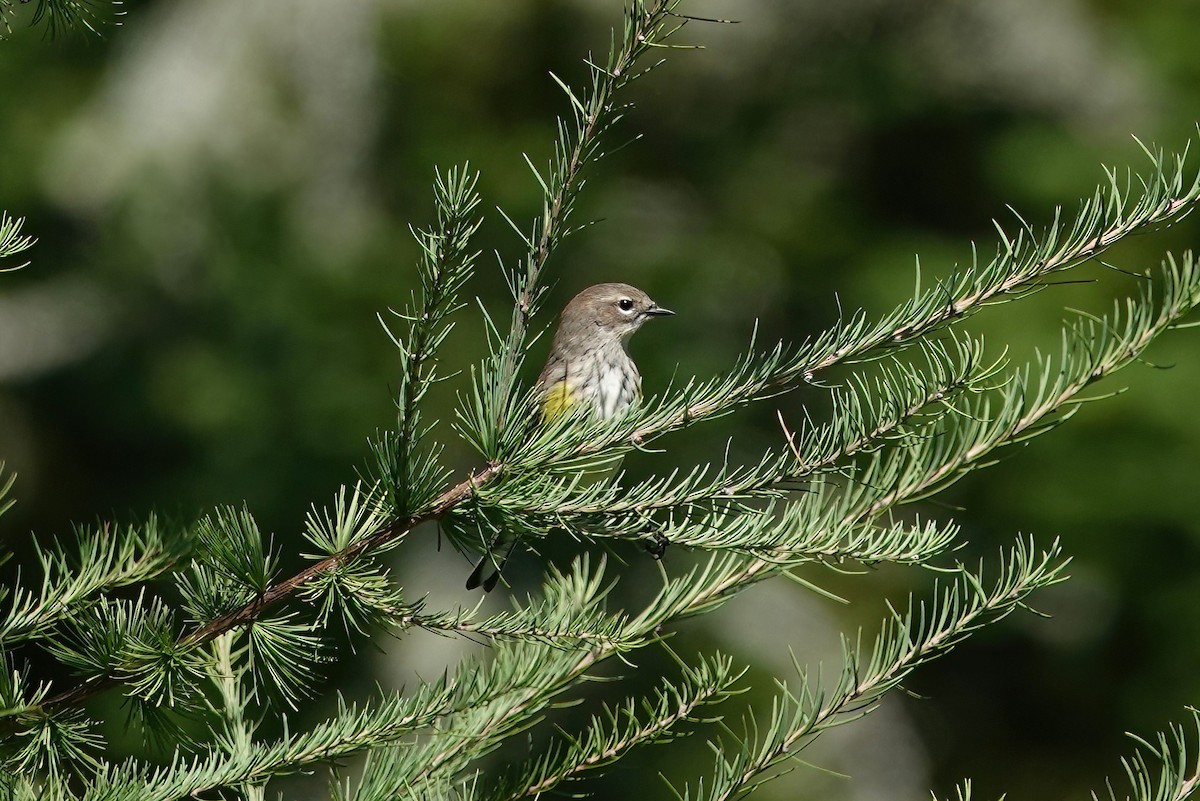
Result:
[30, 463, 503, 718]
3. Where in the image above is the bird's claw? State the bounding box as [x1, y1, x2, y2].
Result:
[644, 531, 669, 560]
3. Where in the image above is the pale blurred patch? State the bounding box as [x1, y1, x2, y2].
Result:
[0, 275, 114, 380]
[43, 0, 383, 274]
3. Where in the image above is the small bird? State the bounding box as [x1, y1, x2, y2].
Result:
[466, 282, 674, 591]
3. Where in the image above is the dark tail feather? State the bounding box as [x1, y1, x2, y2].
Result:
[466, 536, 517, 592]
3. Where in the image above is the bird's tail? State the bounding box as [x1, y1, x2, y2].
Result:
[466, 535, 517, 592]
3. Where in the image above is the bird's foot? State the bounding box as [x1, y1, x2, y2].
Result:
[643, 531, 669, 560]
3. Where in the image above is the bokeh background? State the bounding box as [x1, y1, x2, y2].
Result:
[3, 0, 1200, 798]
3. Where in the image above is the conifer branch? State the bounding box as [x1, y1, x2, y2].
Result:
[929, 710, 1200, 801]
[77, 684, 465, 800]
[13, 242, 1196, 771]
[424, 255, 1194, 798]
[77, 561, 644, 797]
[0, 465, 16, 529]
[467, 248, 1200, 564]
[624, 251, 1200, 622]
[177, 469, 500, 645]
[682, 539, 1067, 801]
[0, 518, 177, 648]
[316, 554, 653, 649]
[930, 781, 980, 801]
[18, 464, 500, 722]
[1106, 709, 1200, 801]
[3, 1, 689, 728]
[8, 2, 1200, 793]
[0, 212, 35, 271]
[208, 257, 1192, 796]
[496, 653, 744, 800]
[33, 40, 1192, 747]
[472, 335, 997, 527]
[24, 0, 120, 38]
[402, 540, 1060, 799]
[204, 634, 264, 798]
[387, 601, 636, 650]
[5, 168, 477, 721]
[519, 148, 1200, 464]
[376, 166, 482, 517]
[859, 251, 1200, 518]
[388, 560, 765, 795]
[436, 252, 1200, 689]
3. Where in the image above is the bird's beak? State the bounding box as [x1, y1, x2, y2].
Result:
[646, 304, 675, 317]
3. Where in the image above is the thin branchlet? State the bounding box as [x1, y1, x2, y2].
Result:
[682, 539, 1067, 801]
[0, 212, 35, 271]
[462, 0, 689, 460]
[376, 166, 483, 518]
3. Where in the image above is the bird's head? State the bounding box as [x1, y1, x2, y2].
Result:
[558, 282, 674, 345]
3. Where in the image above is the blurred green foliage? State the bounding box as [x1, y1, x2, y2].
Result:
[3, 1, 1200, 798]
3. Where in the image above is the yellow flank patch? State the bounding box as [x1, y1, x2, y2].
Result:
[541, 381, 576, 419]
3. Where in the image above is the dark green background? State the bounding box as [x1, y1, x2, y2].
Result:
[2, 1, 1199, 798]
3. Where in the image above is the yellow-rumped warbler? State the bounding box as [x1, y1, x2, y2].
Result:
[466, 282, 674, 591]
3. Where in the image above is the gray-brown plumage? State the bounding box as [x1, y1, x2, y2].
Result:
[466, 282, 673, 591]
[535, 282, 674, 419]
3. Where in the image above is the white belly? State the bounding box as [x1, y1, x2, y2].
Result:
[581, 350, 639, 419]
[597, 363, 630, 418]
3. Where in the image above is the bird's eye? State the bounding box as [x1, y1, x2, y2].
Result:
[617, 298, 635, 312]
